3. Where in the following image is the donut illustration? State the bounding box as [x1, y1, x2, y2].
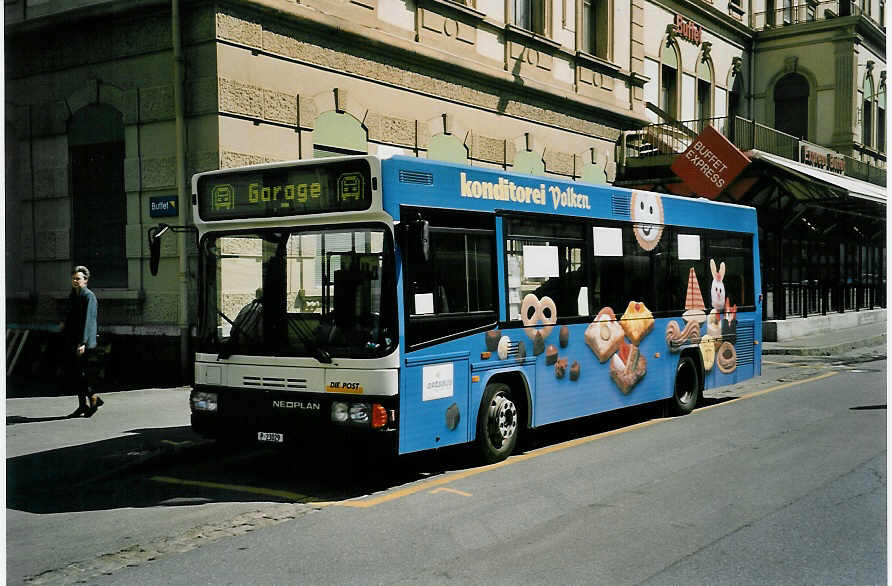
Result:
[520, 293, 558, 341]
[630, 191, 665, 251]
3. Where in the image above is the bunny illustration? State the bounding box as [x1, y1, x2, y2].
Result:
[710, 259, 726, 311]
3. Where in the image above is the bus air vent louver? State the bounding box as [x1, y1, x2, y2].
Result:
[611, 194, 631, 218]
[243, 376, 308, 390]
[735, 321, 755, 366]
[399, 170, 434, 185]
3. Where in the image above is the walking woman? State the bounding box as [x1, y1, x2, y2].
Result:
[63, 265, 103, 417]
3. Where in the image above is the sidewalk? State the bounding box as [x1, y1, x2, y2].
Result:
[761, 318, 887, 356]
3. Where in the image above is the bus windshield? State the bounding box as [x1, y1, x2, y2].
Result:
[198, 225, 397, 360]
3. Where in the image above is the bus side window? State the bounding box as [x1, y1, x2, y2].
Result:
[401, 206, 498, 349]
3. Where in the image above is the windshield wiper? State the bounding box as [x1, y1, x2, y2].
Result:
[285, 314, 333, 364]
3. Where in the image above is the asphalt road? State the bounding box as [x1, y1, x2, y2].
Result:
[8, 351, 886, 585]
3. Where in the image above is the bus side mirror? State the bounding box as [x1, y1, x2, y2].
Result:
[407, 217, 430, 263]
[148, 224, 170, 276]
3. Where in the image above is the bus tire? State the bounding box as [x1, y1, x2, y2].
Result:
[669, 355, 700, 416]
[477, 383, 520, 464]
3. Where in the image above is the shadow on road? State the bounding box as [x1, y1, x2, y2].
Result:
[7, 415, 73, 425]
[8, 398, 738, 516]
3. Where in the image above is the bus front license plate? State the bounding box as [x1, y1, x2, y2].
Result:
[257, 432, 284, 443]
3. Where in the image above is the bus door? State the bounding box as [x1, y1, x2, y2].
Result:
[399, 353, 470, 454]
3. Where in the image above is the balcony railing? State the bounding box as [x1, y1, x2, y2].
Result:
[624, 115, 886, 187]
[752, 0, 875, 31]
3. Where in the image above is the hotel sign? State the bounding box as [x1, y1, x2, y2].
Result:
[800, 144, 845, 175]
[674, 14, 702, 45]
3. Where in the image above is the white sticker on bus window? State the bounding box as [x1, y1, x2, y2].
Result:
[593, 227, 623, 256]
[414, 293, 434, 315]
[677, 234, 701, 260]
[577, 286, 589, 316]
[522, 245, 559, 278]
[422, 362, 454, 401]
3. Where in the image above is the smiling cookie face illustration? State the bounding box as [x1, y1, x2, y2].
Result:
[630, 191, 665, 251]
[520, 293, 558, 341]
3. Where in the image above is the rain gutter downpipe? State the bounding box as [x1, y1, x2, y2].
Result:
[172, 0, 190, 382]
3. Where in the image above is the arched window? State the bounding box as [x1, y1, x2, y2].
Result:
[512, 150, 546, 176]
[774, 73, 809, 139]
[68, 104, 126, 288]
[580, 163, 607, 184]
[313, 111, 367, 158]
[877, 82, 886, 153]
[427, 134, 468, 164]
[696, 56, 713, 121]
[862, 76, 875, 148]
[728, 73, 743, 122]
[660, 42, 680, 120]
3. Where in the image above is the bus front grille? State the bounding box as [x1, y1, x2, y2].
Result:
[242, 376, 308, 390]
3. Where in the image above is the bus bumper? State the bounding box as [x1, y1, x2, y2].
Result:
[190, 386, 398, 444]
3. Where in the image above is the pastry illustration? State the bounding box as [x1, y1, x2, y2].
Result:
[585, 307, 624, 363]
[516, 341, 527, 360]
[706, 308, 722, 339]
[554, 358, 568, 379]
[545, 344, 558, 366]
[559, 325, 569, 348]
[682, 267, 707, 325]
[630, 191, 664, 251]
[497, 335, 511, 361]
[569, 361, 580, 381]
[699, 335, 716, 371]
[717, 341, 738, 374]
[665, 319, 701, 351]
[609, 339, 647, 394]
[533, 331, 546, 355]
[619, 301, 654, 345]
[721, 299, 738, 344]
[521, 294, 557, 341]
[485, 330, 501, 351]
[709, 259, 726, 312]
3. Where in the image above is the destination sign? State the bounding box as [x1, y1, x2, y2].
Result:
[196, 159, 372, 221]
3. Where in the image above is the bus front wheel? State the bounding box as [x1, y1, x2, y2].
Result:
[669, 355, 700, 416]
[477, 383, 520, 464]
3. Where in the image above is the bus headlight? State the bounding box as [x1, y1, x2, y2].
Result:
[191, 391, 218, 412]
[349, 403, 371, 425]
[331, 401, 349, 423]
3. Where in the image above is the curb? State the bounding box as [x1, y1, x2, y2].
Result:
[762, 333, 886, 356]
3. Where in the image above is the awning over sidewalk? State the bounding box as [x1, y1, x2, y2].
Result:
[750, 150, 887, 205]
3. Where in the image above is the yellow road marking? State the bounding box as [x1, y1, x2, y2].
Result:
[336, 370, 839, 508]
[150, 475, 311, 502]
[430, 487, 472, 497]
[695, 371, 837, 413]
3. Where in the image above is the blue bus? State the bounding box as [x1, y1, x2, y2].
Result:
[158, 155, 761, 463]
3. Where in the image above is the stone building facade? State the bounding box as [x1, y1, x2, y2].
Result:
[4, 0, 885, 381]
[5, 0, 649, 382]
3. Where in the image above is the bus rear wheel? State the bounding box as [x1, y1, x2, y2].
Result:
[669, 355, 700, 416]
[477, 383, 519, 464]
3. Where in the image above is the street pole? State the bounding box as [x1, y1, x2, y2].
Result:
[172, 0, 190, 382]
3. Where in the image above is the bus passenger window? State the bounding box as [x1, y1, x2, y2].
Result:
[505, 218, 585, 321]
[402, 206, 498, 349]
